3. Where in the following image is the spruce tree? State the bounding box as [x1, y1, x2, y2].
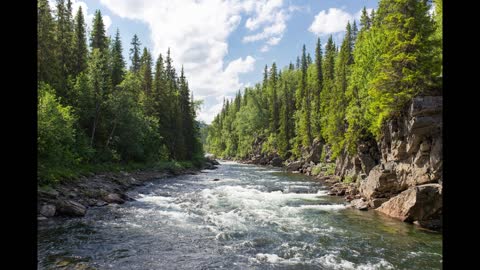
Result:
[110, 29, 126, 87]
[130, 34, 141, 73]
[90, 10, 108, 51]
[38, 0, 59, 86]
[72, 6, 87, 76]
[140, 47, 153, 94]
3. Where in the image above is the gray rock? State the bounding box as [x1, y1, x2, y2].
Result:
[56, 200, 87, 216]
[350, 199, 369, 210]
[104, 193, 125, 204]
[360, 164, 404, 200]
[40, 204, 56, 217]
[376, 184, 442, 224]
[286, 160, 303, 171]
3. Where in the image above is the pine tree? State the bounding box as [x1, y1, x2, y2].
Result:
[54, 0, 75, 99]
[72, 6, 87, 76]
[360, 7, 371, 30]
[313, 38, 323, 139]
[90, 10, 108, 51]
[130, 34, 141, 73]
[140, 47, 153, 94]
[110, 29, 126, 87]
[269, 62, 279, 133]
[38, 0, 59, 86]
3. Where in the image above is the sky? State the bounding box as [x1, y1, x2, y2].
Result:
[49, 0, 379, 124]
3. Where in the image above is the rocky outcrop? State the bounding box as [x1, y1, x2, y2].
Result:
[355, 95, 443, 229]
[270, 156, 283, 167]
[376, 184, 442, 230]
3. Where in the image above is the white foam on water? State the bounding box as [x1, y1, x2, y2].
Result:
[314, 254, 395, 270]
[254, 253, 284, 264]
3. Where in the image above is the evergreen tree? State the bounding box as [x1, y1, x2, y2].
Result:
[72, 6, 88, 76]
[90, 10, 108, 51]
[313, 38, 323, 139]
[38, 0, 59, 86]
[140, 47, 153, 94]
[130, 34, 141, 73]
[360, 7, 371, 30]
[110, 28, 126, 87]
[269, 62, 279, 133]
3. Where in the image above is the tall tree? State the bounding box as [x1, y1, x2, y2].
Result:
[72, 6, 88, 76]
[140, 47, 153, 94]
[269, 62, 279, 133]
[38, 0, 59, 86]
[110, 28, 126, 87]
[130, 34, 141, 73]
[90, 10, 108, 51]
[313, 38, 323, 139]
[54, 0, 75, 99]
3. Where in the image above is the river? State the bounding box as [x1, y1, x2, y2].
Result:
[38, 161, 442, 269]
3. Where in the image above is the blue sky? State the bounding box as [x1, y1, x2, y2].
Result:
[51, 0, 378, 123]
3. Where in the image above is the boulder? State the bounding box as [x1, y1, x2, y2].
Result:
[286, 160, 303, 171]
[40, 204, 56, 217]
[270, 156, 283, 167]
[359, 163, 405, 199]
[56, 200, 87, 216]
[376, 184, 442, 224]
[350, 199, 369, 210]
[104, 193, 126, 204]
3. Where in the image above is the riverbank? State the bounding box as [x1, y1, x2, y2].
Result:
[37, 159, 219, 220]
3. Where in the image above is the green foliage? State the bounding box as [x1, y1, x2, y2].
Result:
[38, 83, 80, 184]
[37, 5, 204, 184]
[206, 0, 441, 167]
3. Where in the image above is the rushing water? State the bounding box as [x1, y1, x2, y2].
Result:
[38, 161, 442, 269]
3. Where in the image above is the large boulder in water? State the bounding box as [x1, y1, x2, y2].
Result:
[39, 204, 56, 217]
[376, 184, 442, 227]
[56, 200, 87, 217]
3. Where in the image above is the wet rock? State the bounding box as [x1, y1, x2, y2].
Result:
[212, 178, 220, 181]
[350, 198, 369, 210]
[40, 204, 56, 217]
[376, 184, 442, 225]
[104, 193, 126, 204]
[37, 216, 48, 221]
[56, 200, 87, 216]
[286, 160, 303, 171]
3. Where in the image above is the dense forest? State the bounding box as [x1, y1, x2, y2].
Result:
[206, 0, 442, 165]
[38, 0, 204, 184]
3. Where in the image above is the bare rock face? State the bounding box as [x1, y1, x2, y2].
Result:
[359, 163, 406, 200]
[305, 138, 323, 164]
[56, 200, 87, 217]
[376, 184, 442, 227]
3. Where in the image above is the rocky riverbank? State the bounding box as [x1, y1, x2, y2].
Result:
[232, 95, 442, 232]
[37, 158, 220, 220]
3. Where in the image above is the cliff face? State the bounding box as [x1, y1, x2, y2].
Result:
[347, 95, 442, 230]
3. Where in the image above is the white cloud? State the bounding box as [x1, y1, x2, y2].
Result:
[309, 8, 353, 35]
[100, 0, 258, 123]
[242, 0, 299, 52]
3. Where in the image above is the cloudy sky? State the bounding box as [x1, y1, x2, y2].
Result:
[49, 0, 378, 124]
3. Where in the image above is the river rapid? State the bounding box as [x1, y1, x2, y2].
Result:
[38, 161, 442, 269]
